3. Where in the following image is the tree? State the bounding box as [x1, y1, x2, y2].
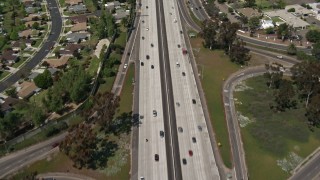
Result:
[312, 42, 320, 60]
[248, 16, 260, 30]
[5, 87, 17, 98]
[306, 30, 320, 43]
[218, 22, 240, 51]
[306, 94, 320, 128]
[265, 27, 274, 34]
[276, 23, 292, 41]
[274, 79, 296, 111]
[34, 69, 53, 89]
[229, 43, 251, 65]
[55, 51, 61, 58]
[291, 60, 320, 108]
[32, 22, 40, 30]
[73, 50, 82, 60]
[287, 43, 297, 55]
[9, 29, 19, 40]
[218, 0, 226, 3]
[201, 20, 219, 49]
[60, 123, 97, 169]
[287, 8, 295, 12]
[30, 106, 46, 126]
[42, 88, 64, 113]
[0, 112, 21, 139]
[244, 0, 256, 7]
[264, 63, 284, 89]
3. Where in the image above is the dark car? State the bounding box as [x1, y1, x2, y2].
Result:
[146, 55, 150, 59]
[151, 65, 154, 69]
[160, 131, 164, 138]
[151, 43, 154, 47]
[189, 150, 193, 157]
[142, 36, 145, 40]
[142, 20, 145, 23]
[180, 30, 183, 34]
[182, 72, 186, 76]
[182, 158, 187, 165]
[192, 99, 196, 104]
[141, 62, 144, 66]
[146, 6, 148, 8]
[178, 127, 183, 133]
[177, 44, 181, 48]
[192, 137, 196, 143]
[155, 154, 159, 161]
[198, 125, 202, 131]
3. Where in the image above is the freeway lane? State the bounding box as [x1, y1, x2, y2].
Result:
[290, 152, 320, 180]
[156, 0, 183, 178]
[0, 0, 62, 92]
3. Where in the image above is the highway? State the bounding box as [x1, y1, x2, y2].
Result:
[0, 0, 62, 92]
[290, 152, 320, 180]
[0, 133, 66, 178]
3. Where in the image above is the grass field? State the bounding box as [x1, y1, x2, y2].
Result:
[256, 0, 272, 9]
[234, 76, 320, 180]
[88, 56, 100, 76]
[114, 31, 127, 48]
[190, 38, 240, 168]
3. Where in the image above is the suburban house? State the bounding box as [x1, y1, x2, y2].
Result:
[68, 4, 87, 14]
[70, 22, 87, 32]
[237, 8, 261, 18]
[17, 81, 39, 99]
[59, 44, 83, 56]
[0, 50, 19, 65]
[113, 9, 130, 23]
[45, 56, 70, 68]
[69, 15, 87, 24]
[23, 14, 41, 22]
[12, 39, 33, 51]
[0, 97, 19, 114]
[308, 3, 320, 20]
[66, 32, 89, 43]
[105, 1, 121, 13]
[18, 29, 39, 38]
[25, 6, 38, 14]
[264, 10, 310, 29]
[65, 0, 83, 6]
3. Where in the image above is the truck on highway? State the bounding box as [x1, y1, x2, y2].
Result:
[182, 48, 187, 55]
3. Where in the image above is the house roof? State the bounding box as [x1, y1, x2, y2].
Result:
[17, 81, 38, 99]
[264, 10, 310, 28]
[0, 50, 17, 61]
[25, 7, 37, 14]
[0, 97, 19, 112]
[19, 29, 33, 37]
[238, 8, 261, 18]
[70, 22, 87, 32]
[113, 9, 130, 20]
[45, 56, 70, 68]
[28, 72, 39, 80]
[60, 43, 83, 55]
[23, 14, 40, 22]
[12, 39, 33, 48]
[105, 1, 121, 8]
[285, 5, 314, 15]
[69, 4, 87, 12]
[66, 32, 89, 43]
[69, 15, 87, 23]
[47, 67, 59, 75]
[65, 0, 83, 5]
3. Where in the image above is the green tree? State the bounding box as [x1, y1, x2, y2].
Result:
[229, 43, 251, 65]
[312, 42, 320, 60]
[287, 43, 297, 55]
[218, 22, 240, 51]
[274, 79, 296, 111]
[9, 29, 19, 40]
[5, 87, 17, 98]
[264, 63, 284, 89]
[276, 23, 292, 41]
[244, 0, 256, 7]
[306, 30, 320, 43]
[306, 94, 320, 128]
[248, 16, 260, 30]
[31, 107, 46, 126]
[287, 8, 295, 12]
[34, 69, 53, 89]
[0, 112, 21, 139]
[265, 27, 274, 34]
[32, 22, 40, 30]
[201, 20, 219, 49]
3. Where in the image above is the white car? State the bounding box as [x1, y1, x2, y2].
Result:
[276, 55, 283, 59]
[146, 28, 149, 31]
[124, 63, 128, 69]
[174, 19, 177, 23]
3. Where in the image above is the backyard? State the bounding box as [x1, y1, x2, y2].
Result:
[234, 76, 320, 180]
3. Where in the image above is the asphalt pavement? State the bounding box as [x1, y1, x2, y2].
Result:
[0, 0, 62, 92]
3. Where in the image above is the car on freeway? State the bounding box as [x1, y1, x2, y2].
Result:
[155, 154, 159, 161]
[146, 6, 148, 8]
[142, 20, 145, 23]
[124, 63, 128, 69]
[182, 158, 187, 165]
[177, 44, 181, 48]
[151, 65, 154, 69]
[160, 130, 164, 138]
[176, 62, 180, 67]
[180, 30, 183, 34]
[153, 110, 157, 117]
[151, 43, 154, 47]
[182, 72, 186, 76]
[198, 125, 202, 131]
[192, 99, 196, 104]
[140, 177, 145, 180]
[192, 137, 196, 143]
[146, 55, 150, 59]
[146, 28, 149, 31]
[141, 62, 144, 66]
[174, 19, 177, 23]
[142, 36, 145, 40]
[178, 127, 183, 133]
[189, 150, 193, 157]
[276, 55, 283, 59]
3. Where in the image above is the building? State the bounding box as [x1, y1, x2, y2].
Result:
[45, 56, 70, 68]
[23, 14, 41, 22]
[12, 39, 33, 51]
[285, 4, 314, 17]
[18, 29, 39, 38]
[0, 97, 19, 114]
[27, 72, 40, 81]
[237, 8, 261, 18]
[66, 32, 89, 43]
[264, 10, 310, 29]
[70, 22, 87, 32]
[17, 81, 39, 99]
[0, 50, 19, 64]
[113, 9, 130, 23]
[105, 1, 121, 12]
[308, 3, 320, 20]
[59, 44, 83, 56]
[68, 4, 87, 14]
[261, 19, 274, 29]
[68, 15, 87, 23]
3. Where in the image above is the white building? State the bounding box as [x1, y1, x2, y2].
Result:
[261, 19, 274, 29]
